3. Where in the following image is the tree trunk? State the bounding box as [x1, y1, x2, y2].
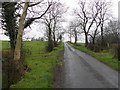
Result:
[101, 24, 103, 44]
[92, 35, 96, 45]
[70, 36, 71, 43]
[75, 36, 77, 44]
[92, 21, 101, 45]
[10, 28, 17, 50]
[48, 24, 54, 52]
[10, 37, 15, 49]
[53, 18, 57, 47]
[93, 38, 95, 45]
[85, 33, 88, 47]
[14, 2, 29, 61]
[53, 31, 57, 47]
[74, 29, 77, 45]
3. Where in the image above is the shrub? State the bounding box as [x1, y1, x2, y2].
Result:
[87, 44, 101, 52]
[112, 44, 120, 61]
[117, 45, 120, 61]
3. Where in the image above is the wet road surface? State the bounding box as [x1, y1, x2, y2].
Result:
[0, 61, 1, 90]
[63, 43, 119, 88]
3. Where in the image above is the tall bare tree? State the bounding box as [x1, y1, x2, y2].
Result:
[75, 0, 102, 47]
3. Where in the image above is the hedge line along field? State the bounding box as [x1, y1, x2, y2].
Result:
[2, 41, 64, 88]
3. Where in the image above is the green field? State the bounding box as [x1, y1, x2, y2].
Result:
[2, 41, 64, 88]
[71, 43, 120, 71]
[1, 41, 10, 51]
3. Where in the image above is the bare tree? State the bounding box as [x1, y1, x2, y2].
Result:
[55, 25, 65, 44]
[14, 1, 51, 61]
[88, 17, 101, 44]
[41, 1, 66, 51]
[51, 1, 65, 46]
[98, 0, 112, 48]
[66, 24, 73, 43]
[75, 0, 102, 47]
[41, 11, 54, 51]
[68, 19, 81, 44]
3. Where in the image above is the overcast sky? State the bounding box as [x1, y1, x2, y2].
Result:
[0, 0, 119, 42]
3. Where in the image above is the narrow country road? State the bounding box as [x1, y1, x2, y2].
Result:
[63, 43, 119, 88]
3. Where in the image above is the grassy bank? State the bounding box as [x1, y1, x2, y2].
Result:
[70, 43, 120, 71]
[2, 41, 64, 88]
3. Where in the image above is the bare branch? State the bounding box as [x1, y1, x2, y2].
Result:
[24, 3, 52, 28]
[28, 2, 42, 7]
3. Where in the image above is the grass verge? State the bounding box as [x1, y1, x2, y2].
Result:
[2, 41, 64, 88]
[70, 43, 120, 71]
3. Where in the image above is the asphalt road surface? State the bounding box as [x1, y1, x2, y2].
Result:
[0, 41, 2, 90]
[63, 43, 119, 88]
